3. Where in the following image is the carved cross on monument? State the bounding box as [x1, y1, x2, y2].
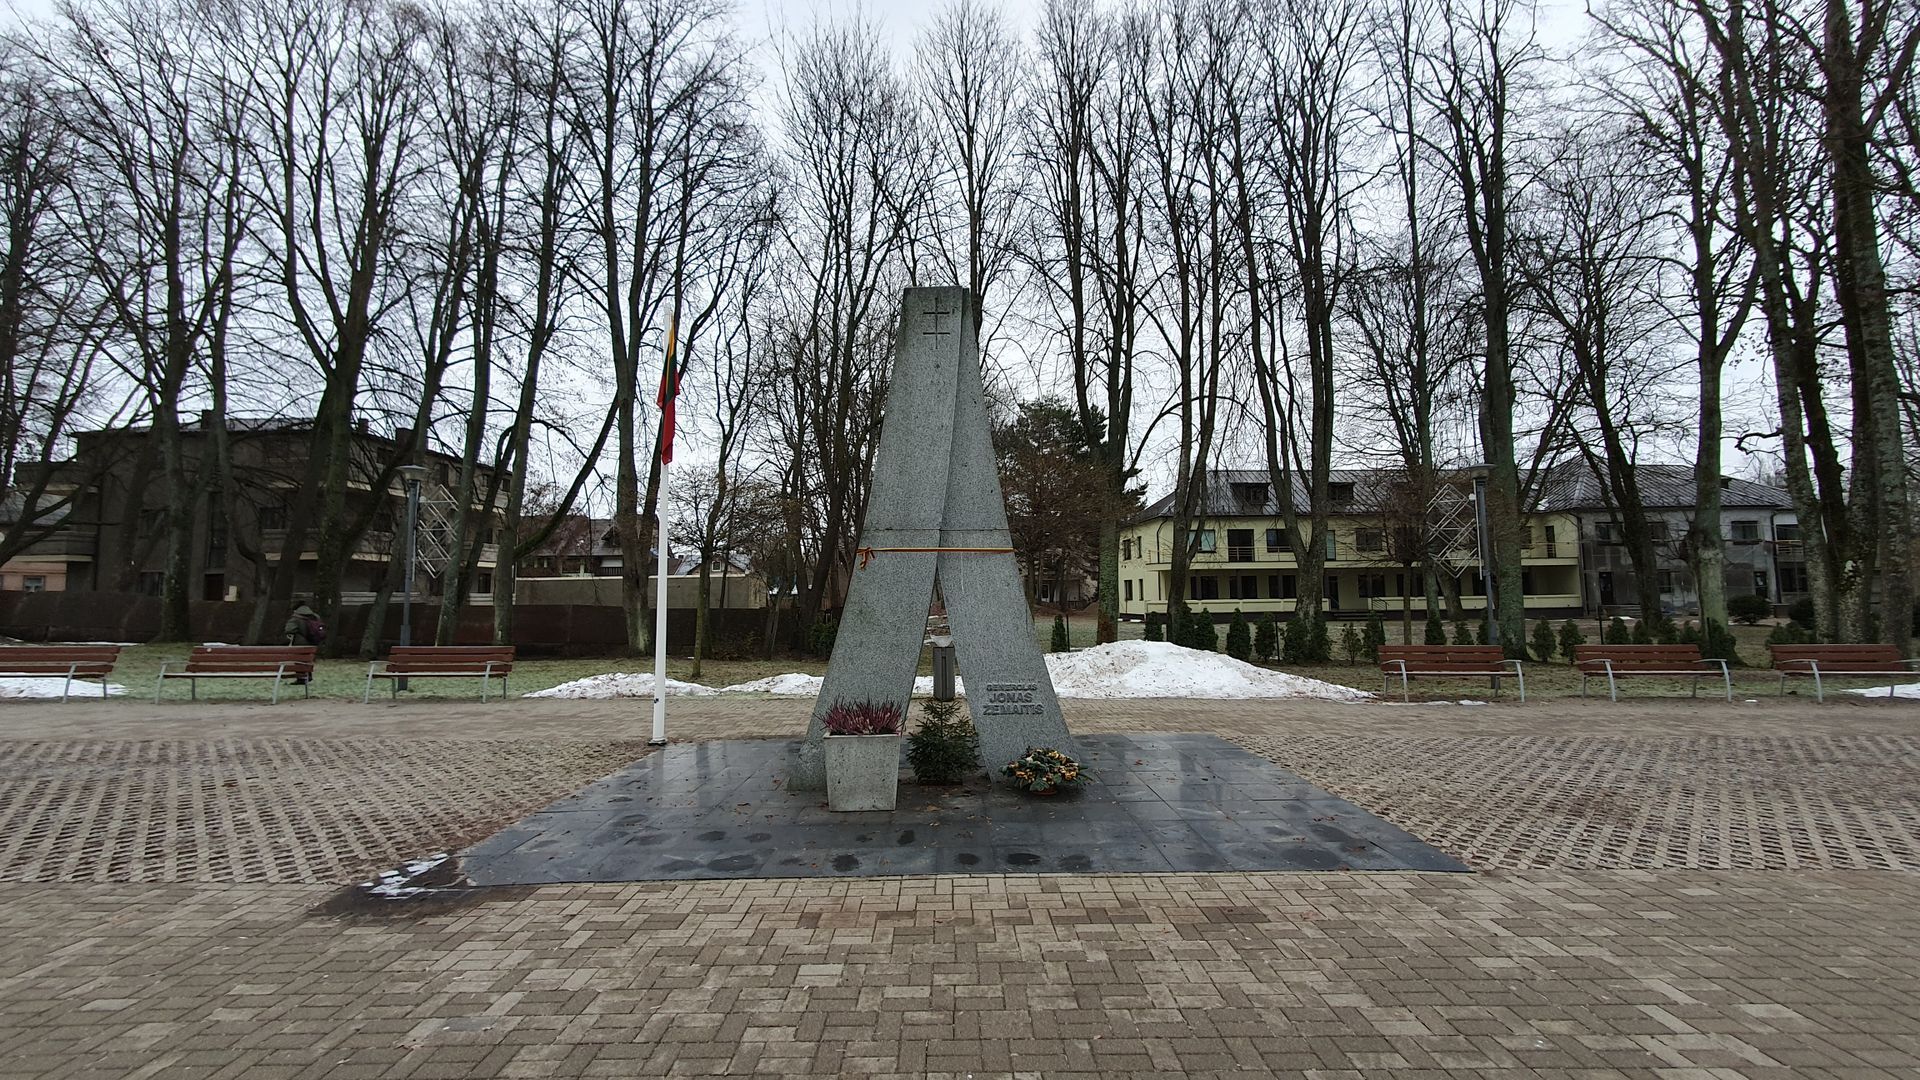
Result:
[791, 287, 1075, 791]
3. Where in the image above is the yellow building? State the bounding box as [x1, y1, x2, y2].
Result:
[1116, 470, 1583, 619]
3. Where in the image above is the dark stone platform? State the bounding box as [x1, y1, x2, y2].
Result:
[456, 733, 1469, 883]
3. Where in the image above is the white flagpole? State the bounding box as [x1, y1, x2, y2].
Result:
[651, 457, 670, 746]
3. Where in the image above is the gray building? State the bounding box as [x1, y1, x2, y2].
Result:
[1537, 461, 1807, 616]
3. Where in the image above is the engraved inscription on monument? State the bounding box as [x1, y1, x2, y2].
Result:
[980, 682, 1042, 717]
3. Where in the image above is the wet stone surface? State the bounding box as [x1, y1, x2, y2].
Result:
[456, 733, 1470, 883]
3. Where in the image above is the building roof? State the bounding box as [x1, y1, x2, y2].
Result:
[1132, 468, 1441, 522]
[1132, 463, 1795, 522]
[1535, 460, 1794, 512]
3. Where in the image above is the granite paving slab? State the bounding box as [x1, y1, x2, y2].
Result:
[456, 733, 1470, 883]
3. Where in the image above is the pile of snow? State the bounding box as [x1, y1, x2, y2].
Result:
[0, 677, 127, 700]
[721, 672, 948, 695]
[526, 673, 716, 699]
[719, 672, 826, 695]
[1044, 640, 1371, 701]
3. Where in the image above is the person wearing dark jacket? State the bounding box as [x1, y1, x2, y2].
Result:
[283, 601, 324, 683]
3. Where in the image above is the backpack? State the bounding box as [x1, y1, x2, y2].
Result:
[302, 615, 327, 645]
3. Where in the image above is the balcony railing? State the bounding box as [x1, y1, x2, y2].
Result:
[1226, 544, 1255, 563]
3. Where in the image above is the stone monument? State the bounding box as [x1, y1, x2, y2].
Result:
[791, 287, 1077, 791]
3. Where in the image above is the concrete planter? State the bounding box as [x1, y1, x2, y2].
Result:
[824, 733, 903, 812]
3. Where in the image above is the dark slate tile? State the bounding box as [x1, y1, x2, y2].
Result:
[453, 732, 1468, 883]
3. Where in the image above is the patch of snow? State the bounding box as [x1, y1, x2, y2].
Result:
[0, 677, 127, 699]
[1848, 683, 1920, 698]
[718, 672, 825, 695]
[525, 673, 717, 699]
[363, 853, 449, 898]
[1044, 640, 1371, 701]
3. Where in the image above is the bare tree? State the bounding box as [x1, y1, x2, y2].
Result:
[1026, 0, 1151, 644]
[0, 39, 123, 572]
[775, 16, 922, 637]
[1594, 0, 1758, 635]
[1230, 0, 1368, 640]
[1518, 121, 1688, 623]
[44, 0, 252, 638]
[1415, 0, 1543, 652]
[915, 0, 1025, 337]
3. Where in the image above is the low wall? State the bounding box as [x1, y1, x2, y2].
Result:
[0, 591, 770, 657]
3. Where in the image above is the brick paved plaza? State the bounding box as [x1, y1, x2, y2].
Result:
[2, 694, 1917, 1078]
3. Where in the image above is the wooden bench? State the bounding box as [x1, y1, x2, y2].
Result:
[1378, 645, 1525, 702]
[1575, 644, 1731, 701]
[365, 646, 515, 703]
[0, 645, 122, 702]
[155, 646, 316, 704]
[1770, 643, 1920, 702]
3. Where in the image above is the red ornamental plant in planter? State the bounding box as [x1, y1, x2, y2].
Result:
[822, 700, 905, 811]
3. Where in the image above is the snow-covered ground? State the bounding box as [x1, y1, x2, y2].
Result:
[1848, 683, 1920, 698]
[0, 677, 127, 699]
[531, 641, 1370, 702]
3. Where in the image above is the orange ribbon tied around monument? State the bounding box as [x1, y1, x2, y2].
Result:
[855, 545, 1015, 570]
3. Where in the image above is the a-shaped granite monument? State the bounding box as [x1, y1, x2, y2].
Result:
[792, 287, 1077, 791]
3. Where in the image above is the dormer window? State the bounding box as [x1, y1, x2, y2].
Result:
[1329, 482, 1355, 504]
[1231, 482, 1268, 504]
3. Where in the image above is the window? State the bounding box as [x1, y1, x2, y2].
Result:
[1188, 575, 1220, 601]
[1355, 528, 1384, 553]
[137, 571, 164, 597]
[206, 518, 228, 569]
[1324, 531, 1339, 561]
[1231, 482, 1268, 503]
[1753, 570, 1769, 597]
[1124, 580, 1134, 601]
[257, 503, 288, 531]
[1190, 529, 1216, 554]
[1357, 573, 1388, 599]
[1226, 528, 1255, 562]
[1730, 519, 1761, 542]
[1542, 525, 1558, 555]
[1594, 521, 1620, 544]
[1776, 522, 1801, 542]
[1522, 570, 1535, 595]
[1325, 575, 1341, 609]
[1122, 538, 1133, 560]
[1269, 574, 1296, 600]
[1779, 565, 1808, 594]
[1658, 570, 1675, 594]
[21, 576, 45, 593]
[1647, 521, 1671, 542]
[1265, 527, 1288, 552]
[1328, 482, 1355, 504]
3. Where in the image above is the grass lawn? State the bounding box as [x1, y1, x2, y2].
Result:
[13, 614, 1908, 705]
[92, 644, 830, 704]
[1034, 610, 1914, 701]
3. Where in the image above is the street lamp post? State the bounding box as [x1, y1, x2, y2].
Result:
[396, 464, 429, 690]
[1471, 470, 1499, 647]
